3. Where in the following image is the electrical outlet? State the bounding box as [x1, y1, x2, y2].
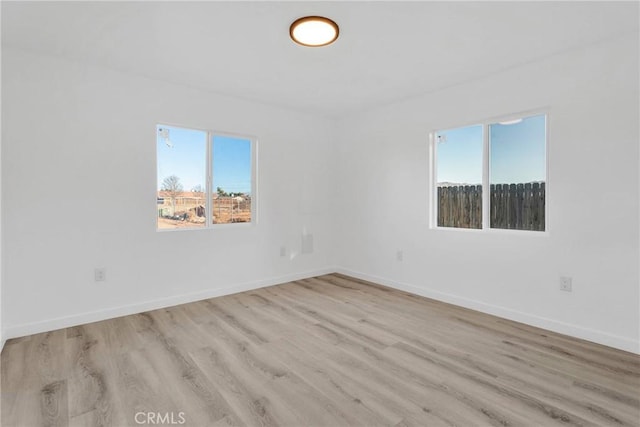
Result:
[396, 250, 403, 262]
[559, 276, 572, 292]
[94, 268, 106, 282]
[280, 246, 287, 257]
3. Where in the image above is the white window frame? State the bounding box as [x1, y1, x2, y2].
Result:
[429, 109, 549, 235]
[156, 124, 257, 232]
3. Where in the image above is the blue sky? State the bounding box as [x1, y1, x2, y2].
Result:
[436, 115, 546, 185]
[489, 115, 546, 184]
[213, 135, 252, 194]
[436, 124, 483, 184]
[157, 125, 252, 194]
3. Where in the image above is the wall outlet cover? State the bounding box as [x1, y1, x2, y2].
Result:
[560, 276, 572, 292]
[94, 268, 106, 282]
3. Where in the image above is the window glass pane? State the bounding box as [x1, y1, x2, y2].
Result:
[157, 125, 207, 230]
[489, 114, 546, 231]
[212, 135, 253, 224]
[436, 124, 483, 229]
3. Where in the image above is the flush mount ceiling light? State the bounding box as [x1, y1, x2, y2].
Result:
[290, 16, 339, 47]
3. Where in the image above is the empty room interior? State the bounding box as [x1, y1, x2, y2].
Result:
[1, 1, 639, 426]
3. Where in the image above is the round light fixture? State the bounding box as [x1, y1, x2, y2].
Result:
[290, 16, 339, 47]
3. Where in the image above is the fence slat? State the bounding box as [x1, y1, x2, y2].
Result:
[516, 183, 524, 229]
[437, 182, 544, 231]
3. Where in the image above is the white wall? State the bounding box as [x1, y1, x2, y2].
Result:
[334, 33, 640, 353]
[0, 24, 3, 350]
[2, 34, 639, 354]
[1, 48, 337, 337]
[0, 44, 3, 351]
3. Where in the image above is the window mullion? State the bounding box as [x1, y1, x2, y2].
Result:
[430, 132, 437, 228]
[482, 123, 490, 230]
[207, 132, 213, 228]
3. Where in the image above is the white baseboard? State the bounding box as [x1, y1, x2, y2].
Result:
[2, 267, 337, 341]
[336, 267, 640, 355]
[4, 266, 638, 355]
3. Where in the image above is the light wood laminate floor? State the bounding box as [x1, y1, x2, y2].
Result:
[2, 274, 639, 426]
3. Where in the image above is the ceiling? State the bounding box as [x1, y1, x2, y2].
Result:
[2, 1, 638, 117]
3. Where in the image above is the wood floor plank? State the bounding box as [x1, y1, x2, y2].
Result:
[262, 334, 452, 426]
[198, 314, 361, 426]
[65, 325, 128, 427]
[126, 312, 245, 426]
[111, 348, 183, 424]
[2, 273, 639, 426]
[189, 345, 293, 427]
[40, 380, 68, 427]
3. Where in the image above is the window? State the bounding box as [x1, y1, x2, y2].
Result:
[435, 124, 483, 229]
[157, 125, 255, 230]
[432, 113, 547, 232]
[212, 135, 253, 224]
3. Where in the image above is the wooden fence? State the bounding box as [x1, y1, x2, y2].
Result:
[437, 182, 545, 231]
[437, 185, 482, 229]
